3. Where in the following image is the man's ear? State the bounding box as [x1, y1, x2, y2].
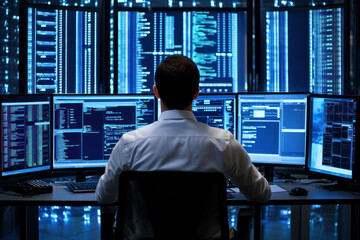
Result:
[193, 87, 200, 100]
[153, 85, 160, 99]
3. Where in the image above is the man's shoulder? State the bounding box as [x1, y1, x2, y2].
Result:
[202, 124, 235, 140]
[120, 121, 160, 143]
[119, 120, 236, 144]
[111, 123, 158, 156]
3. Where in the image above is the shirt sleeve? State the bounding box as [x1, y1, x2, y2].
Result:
[95, 140, 127, 205]
[223, 138, 271, 203]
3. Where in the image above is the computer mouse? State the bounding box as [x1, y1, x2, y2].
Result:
[289, 187, 308, 196]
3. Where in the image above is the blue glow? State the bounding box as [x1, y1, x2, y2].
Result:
[280, 209, 290, 217]
[83, 213, 90, 224]
[63, 211, 69, 222]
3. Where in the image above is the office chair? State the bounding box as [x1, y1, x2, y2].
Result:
[115, 171, 229, 240]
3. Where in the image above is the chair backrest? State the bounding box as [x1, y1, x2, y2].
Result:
[116, 170, 229, 240]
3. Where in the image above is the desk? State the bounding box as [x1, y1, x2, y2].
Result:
[1, 182, 360, 240]
[0, 184, 97, 206]
[229, 182, 360, 240]
[229, 182, 360, 205]
[2, 182, 360, 205]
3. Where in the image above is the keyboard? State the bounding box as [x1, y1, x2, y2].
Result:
[3, 180, 53, 195]
[26, 180, 53, 194]
[65, 181, 98, 193]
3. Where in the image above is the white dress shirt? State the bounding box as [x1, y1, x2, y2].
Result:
[96, 110, 271, 204]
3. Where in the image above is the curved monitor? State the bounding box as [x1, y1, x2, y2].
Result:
[238, 93, 308, 166]
[307, 95, 359, 180]
[52, 94, 156, 170]
[1, 94, 51, 177]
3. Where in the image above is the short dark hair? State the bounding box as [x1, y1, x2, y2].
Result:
[155, 55, 200, 109]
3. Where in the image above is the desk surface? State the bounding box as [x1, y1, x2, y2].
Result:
[229, 182, 360, 205]
[0, 183, 97, 206]
[1, 181, 360, 206]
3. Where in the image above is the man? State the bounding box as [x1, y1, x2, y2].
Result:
[96, 55, 271, 237]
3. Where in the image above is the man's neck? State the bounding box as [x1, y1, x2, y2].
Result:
[160, 101, 192, 112]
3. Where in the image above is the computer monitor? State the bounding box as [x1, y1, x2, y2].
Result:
[157, 94, 237, 137]
[115, 9, 247, 94]
[0, 94, 51, 177]
[238, 93, 308, 166]
[264, 8, 343, 94]
[307, 95, 359, 181]
[27, 7, 98, 94]
[52, 94, 156, 170]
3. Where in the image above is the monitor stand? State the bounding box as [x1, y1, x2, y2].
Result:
[319, 180, 352, 191]
[75, 172, 87, 182]
[264, 166, 274, 183]
[74, 171, 101, 183]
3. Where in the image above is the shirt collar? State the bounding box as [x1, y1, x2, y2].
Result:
[159, 110, 198, 122]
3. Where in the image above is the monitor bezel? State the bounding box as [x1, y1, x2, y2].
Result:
[50, 93, 158, 174]
[305, 94, 360, 183]
[237, 92, 310, 167]
[0, 94, 52, 179]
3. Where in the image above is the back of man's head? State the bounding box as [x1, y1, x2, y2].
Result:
[155, 55, 200, 110]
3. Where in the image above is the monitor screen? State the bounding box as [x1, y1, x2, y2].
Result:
[307, 96, 358, 180]
[157, 94, 237, 137]
[53, 95, 156, 169]
[27, 7, 98, 94]
[238, 93, 308, 165]
[264, 8, 343, 94]
[193, 94, 237, 137]
[1, 95, 51, 177]
[116, 10, 247, 94]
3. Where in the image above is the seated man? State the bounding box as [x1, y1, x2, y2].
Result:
[96, 55, 271, 239]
